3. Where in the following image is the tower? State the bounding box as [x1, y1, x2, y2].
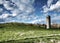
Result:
[46, 15, 51, 29]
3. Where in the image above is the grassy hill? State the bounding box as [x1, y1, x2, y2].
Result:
[0, 23, 60, 43]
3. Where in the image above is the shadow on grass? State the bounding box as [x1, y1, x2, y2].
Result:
[0, 40, 30, 43]
[0, 37, 60, 43]
[0, 33, 60, 43]
[0, 40, 35, 43]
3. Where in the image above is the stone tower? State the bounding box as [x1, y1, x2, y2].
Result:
[46, 15, 51, 29]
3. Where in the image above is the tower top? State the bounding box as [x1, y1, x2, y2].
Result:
[46, 15, 51, 19]
[47, 15, 50, 17]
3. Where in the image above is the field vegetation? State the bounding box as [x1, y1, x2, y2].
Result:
[0, 22, 60, 43]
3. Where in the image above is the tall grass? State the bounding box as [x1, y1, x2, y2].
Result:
[0, 23, 60, 43]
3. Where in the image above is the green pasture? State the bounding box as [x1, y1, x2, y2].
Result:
[0, 23, 60, 43]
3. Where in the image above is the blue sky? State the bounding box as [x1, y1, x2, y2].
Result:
[0, 0, 60, 24]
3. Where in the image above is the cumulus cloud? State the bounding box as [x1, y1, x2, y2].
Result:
[0, 8, 3, 13]
[20, 0, 34, 4]
[0, 0, 36, 23]
[4, 1, 14, 10]
[30, 16, 46, 24]
[0, 0, 4, 4]
[11, 0, 35, 17]
[42, 0, 60, 13]
[52, 16, 60, 20]
[31, 19, 46, 24]
[42, 5, 49, 13]
[49, 0, 60, 11]
[51, 15, 60, 24]
[47, 0, 53, 7]
[0, 14, 8, 19]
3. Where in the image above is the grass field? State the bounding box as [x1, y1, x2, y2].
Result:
[0, 23, 60, 43]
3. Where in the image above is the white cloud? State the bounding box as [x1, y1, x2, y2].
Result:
[4, 1, 14, 10]
[0, 14, 8, 19]
[42, 5, 49, 13]
[42, 0, 60, 13]
[31, 18, 45, 24]
[0, 0, 35, 23]
[47, 0, 53, 7]
[0, 0, 4, 4]
[26, 6, 35, 13]
[0, 8, 3, 12]
[20, 0, 34, 4]
[51, 15, 60, 24]
[15, 13, 37, 21]
[19, 4, 26, 11]
[49, 0, 60, 11]
[11, 0, 35, 16]
[52, 16, 60, 20]
[12, 13, 17, 17]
